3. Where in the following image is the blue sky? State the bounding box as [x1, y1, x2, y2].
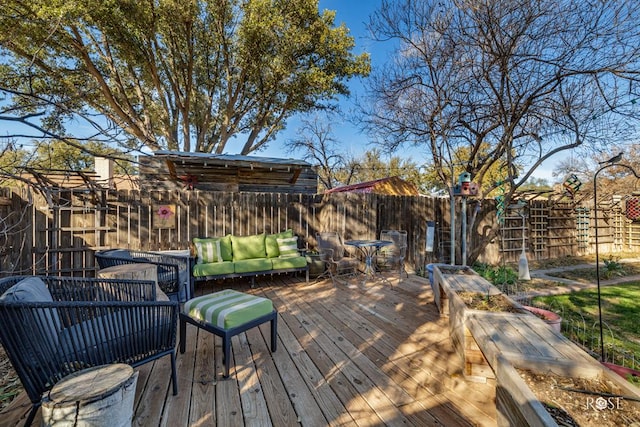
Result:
[3, 1, 561, 181]
[252, 0, 560, 181]
[254, 1, 399, 164]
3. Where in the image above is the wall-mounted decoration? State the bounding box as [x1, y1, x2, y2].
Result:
[154, 204, 176, 229]
[180, 174, 198, 190]
[563, 174, 582, 198]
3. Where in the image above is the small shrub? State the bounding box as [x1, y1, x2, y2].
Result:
[473, 262, 518, 286]
[602, 255, 625, 279]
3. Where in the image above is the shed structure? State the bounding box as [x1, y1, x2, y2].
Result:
[139, 151, 317, 194]
[324, 176, 419, 196]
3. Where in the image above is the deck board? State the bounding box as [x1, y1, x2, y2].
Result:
[0, 274, 497, 427]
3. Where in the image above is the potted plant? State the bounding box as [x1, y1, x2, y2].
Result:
[305, 249, 325, 278]
[522, 305, 562, 333]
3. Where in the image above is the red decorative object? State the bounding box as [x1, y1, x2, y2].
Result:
[601, 362, 640, 381]
[180, 174, 198, 190]
[157, 205, 174, 219]
[626, 198, 640, 221]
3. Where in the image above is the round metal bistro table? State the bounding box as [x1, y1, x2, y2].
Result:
[344, 239, 392, 284]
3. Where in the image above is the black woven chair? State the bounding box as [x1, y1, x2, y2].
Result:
[95, 249, 193, 302]
[0, 276, 179, 426]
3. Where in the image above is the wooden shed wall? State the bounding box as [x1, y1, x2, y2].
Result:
[138, 157, 318, 194]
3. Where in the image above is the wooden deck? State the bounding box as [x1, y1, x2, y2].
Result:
[1, 274, 497, 426]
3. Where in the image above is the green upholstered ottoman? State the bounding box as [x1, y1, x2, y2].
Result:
[179, 289, 277, 378]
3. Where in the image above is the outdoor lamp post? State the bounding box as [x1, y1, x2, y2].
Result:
[593, 154, 639, 362]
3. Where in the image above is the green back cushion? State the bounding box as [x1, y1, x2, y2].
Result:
[231, 233, 266, 261]
[265, 229, 294, 258]
[193, 236, 232, 262]
[183, 289, 273, 329]
[277, 236, 298, 257]
[193, 238, 222, 264]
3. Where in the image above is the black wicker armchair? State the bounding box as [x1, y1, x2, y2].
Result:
[95, 249, 194, 302]
[0, 276, 179, 426]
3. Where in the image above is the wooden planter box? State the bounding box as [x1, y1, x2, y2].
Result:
[432, 265, 497, 316]
[495, 354, 640, 427]
[447, 288, 528, 379]
[434, 265, 529, 379]
[434, 265, 579, 381]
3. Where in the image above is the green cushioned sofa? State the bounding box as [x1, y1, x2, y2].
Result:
[191, 230, 309, 286]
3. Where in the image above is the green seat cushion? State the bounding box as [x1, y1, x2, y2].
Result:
[183, 289, 273, 330]
[233, 258, 272, 273]
[231, 234, 267, 261]
[265, 229, 294, 258]
[271, 255, 307, 270]
[192, 261, 235, 277]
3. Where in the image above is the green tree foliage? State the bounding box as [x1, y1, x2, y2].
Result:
[289, 114, 429, 192]
[0, 141, 30, 176]
[0, 0, 370, 155]
[27, 140, 135, 174]
[337, 149, 428, 193]
[0, 138, 134, 181]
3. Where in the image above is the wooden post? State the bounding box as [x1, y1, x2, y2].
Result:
[97, 263, 168, 300]
[42, 364, 138, 427]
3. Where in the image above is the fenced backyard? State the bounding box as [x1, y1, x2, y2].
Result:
[2, 185, 640, 425]
[2, 186, 640, 277]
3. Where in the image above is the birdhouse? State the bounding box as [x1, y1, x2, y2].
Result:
[453, 180, 479, 196]
[562, 174, 582, 197]
[458, 172, 472, 184]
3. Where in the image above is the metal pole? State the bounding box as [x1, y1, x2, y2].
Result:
[593, 169, 605, 362]
[461, 196, 467, 266]
[450, 187, 456, 265]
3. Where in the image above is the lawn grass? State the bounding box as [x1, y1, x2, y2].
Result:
[534, 282, 640, 373]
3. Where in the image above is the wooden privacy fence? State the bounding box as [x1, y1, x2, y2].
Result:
[2, 186, 640, 277]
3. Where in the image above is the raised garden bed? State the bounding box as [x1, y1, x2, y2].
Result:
[434, 264, 598, 383]
[496, 354, 640, 426]
[448, 292, 538, 378]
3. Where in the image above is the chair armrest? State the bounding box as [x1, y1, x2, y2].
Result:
[0, 300, 178, 401]
[44, 277, 158, 302]
[318, 248, 335, 262]
[130, 251, 189, 269]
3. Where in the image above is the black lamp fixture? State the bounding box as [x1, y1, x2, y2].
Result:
[593, 152, 639, 361]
